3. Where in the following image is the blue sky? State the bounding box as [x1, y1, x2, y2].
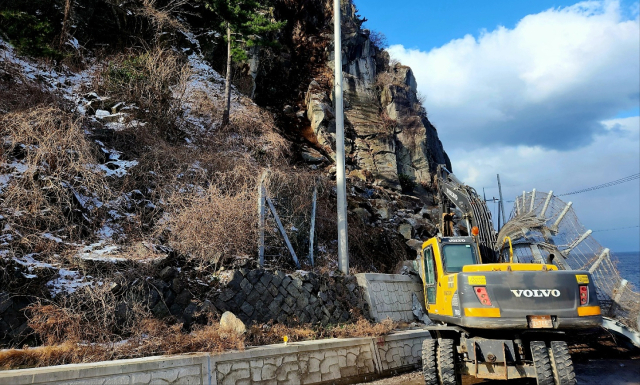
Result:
[356, 0, 640, 252]
[357, 0, 639, 50]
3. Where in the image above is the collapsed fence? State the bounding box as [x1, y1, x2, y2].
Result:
[496, 190, 640, 336]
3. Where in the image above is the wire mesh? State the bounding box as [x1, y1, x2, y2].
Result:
[499, 191, 640, 332]
[262, 188, 315, 269]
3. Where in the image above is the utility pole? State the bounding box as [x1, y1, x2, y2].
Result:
[334, 0, 349, 275]
[497, 174, 506, 229]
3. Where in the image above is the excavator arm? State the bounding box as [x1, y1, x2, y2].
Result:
[435, 165, 498, 263]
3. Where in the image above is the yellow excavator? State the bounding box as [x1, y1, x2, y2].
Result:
[415, 167, 602, 385]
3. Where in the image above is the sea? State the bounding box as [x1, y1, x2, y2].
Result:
[611, 251, 640, 289]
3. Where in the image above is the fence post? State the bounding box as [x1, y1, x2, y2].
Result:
[258, 171, 268, 267]
[309, 185, 318, 267]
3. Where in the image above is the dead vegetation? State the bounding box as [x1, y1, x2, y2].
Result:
[95, 47, 191, 141]
[0, 311, 396, 369]
[0, 107, 109, 253]
[162, 184, 258, 267]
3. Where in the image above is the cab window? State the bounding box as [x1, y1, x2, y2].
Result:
[424, 247, 437, 304]
[442, 244, 477, 273]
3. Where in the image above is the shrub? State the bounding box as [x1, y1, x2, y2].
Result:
[398, 173, 417, 193]
[162, 183, 259, 267]
[97, 48, 191, 142]
[0, 10, 61, 59]
[369, 30, 388, 50]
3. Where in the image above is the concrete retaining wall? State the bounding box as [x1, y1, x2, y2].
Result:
[355, 274, 424, 322]
[0, 329, 431, 385]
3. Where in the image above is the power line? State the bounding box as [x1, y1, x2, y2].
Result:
[592, 225, 640, 233]
[504, 173, 640, 202]
[558, 173, 640, 197]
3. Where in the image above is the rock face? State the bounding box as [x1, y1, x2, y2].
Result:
[304, 0, 451, 193]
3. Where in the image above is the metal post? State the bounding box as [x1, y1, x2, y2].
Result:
[497, 200, 502, 231]
[258, 171, 268, 266]
[529, 189, 536, 213]
[561, 229, 593, 257]
[334, 0, 349, 275]
[551, 201, 572, 232]
[588, 248, 609, 273]
[309, 185, 318, 267]
[497, 174, 506, 227]
[266, 196, 300, 269]
[540, 190, 553, 219]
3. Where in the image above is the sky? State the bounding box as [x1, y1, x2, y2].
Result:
[357, 0, 640, 252]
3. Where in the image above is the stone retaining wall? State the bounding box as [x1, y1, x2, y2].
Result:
[355, 274, 424, 322]
[215, 270, 369, 325]
[0, 329, 432, 385]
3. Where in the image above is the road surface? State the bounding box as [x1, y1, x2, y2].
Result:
[357, 359, 640, 385]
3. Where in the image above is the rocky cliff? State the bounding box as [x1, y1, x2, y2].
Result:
[278, 0, 451, 195]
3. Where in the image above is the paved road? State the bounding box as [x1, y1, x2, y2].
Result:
[358, 359, 640, 385]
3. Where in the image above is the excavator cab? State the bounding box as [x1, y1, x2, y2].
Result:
[419, 236, 480, 315]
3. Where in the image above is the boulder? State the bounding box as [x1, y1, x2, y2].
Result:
[406, 239, 423, 251]
[348, 169, 367, 181]
[371, 199, 390, 220]
[220, 311, 246, 337]
[351, 207, 372, 224]
[398, 223, 413, 240]
[301, 147, 326, 163]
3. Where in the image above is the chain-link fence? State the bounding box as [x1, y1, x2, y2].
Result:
[496, 190, 640, 332]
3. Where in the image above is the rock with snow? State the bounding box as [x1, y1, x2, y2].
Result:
[95, 109, 110, 118]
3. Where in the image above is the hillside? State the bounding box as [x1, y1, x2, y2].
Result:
[0, 0, 451, 363]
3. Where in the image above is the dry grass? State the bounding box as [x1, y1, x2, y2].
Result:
[26, 280, 152, 346]
[0, 342, 107, 369]
[95, 47, 191, 142]
[0, 107, 109, 251]
[120, 318, 245, 357]
[324, 318, 396, 339]
[138, 0, 189, 35]
[247, 317, 396, 345]
[0, 320, 244, 369]
[0, 56, 70, 113]
[0, 315, 396, 369]
[162, 183, 259, 267]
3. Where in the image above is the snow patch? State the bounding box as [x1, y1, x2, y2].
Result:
[48, 269, 94, 297]
[0, 174, 10, 193]
[41, 233, 63, 243]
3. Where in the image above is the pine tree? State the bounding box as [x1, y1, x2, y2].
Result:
[204, 0, 284, 126]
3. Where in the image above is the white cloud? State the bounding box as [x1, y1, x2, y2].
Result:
[388, 1, 639, 150]
[448, 116, 639, 251]
[387, 1, 640, 251]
